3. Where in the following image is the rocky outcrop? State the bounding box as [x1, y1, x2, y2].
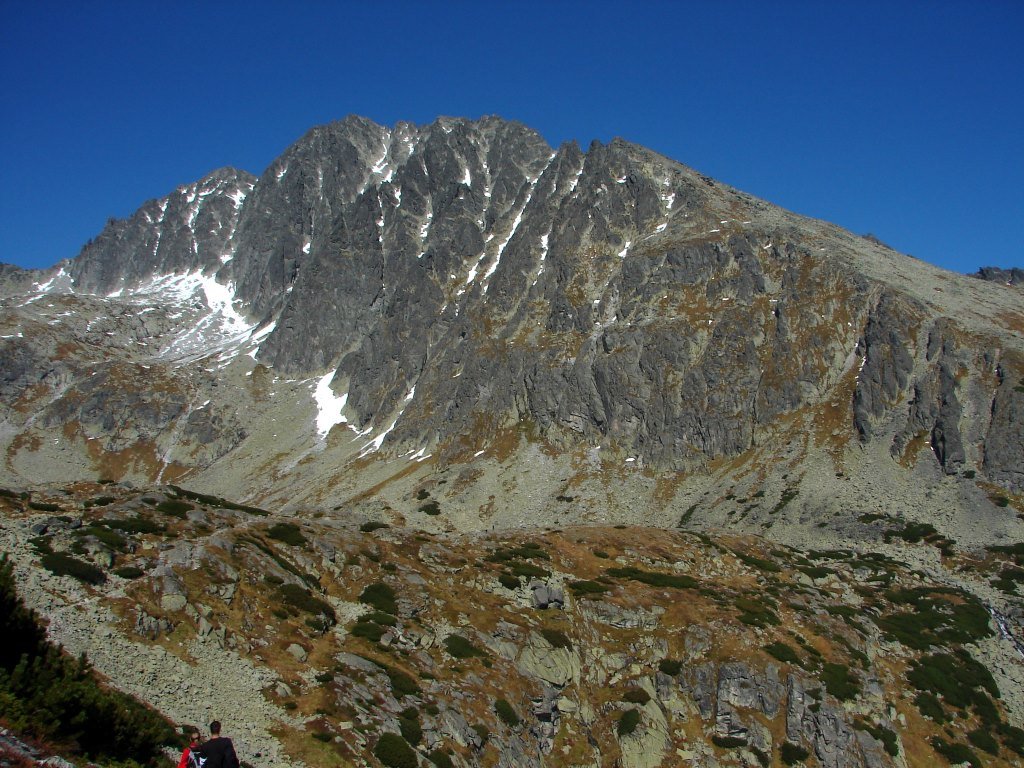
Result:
[973, 266, 1024, 286]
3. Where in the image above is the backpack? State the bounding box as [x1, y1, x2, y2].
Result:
[187, 747, 207, 768]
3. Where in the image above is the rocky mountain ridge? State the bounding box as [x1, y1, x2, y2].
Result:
[1, 117, 1022, 559]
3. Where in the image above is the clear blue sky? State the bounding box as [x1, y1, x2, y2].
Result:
[1, 1, 1021, 274]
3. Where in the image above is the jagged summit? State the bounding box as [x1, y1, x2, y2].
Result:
[0, 114, 1022, 537]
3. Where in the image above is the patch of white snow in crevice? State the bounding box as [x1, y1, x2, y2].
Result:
[227, 186, 250, 211]
[618, 240, 632, 259]
[404, 447, 431, 462]
[246, 321, 276, 360]
[567, 163, 585, 195]
[481, 158, 553, 294]
[531, 229, 553, 287]
[358, 385, 415, 457]
[27, 267, 71, 299]
[312, 371, 349, 438]
[104, 270, 262, 364]
[462, 166, 472, 187]
[359, 418, 399, 457]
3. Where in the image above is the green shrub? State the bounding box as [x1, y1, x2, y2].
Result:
[770, 488, 798, 515]
[712, 735, 746, 748]
[277, 584, 335, 623]
[617, 708, 641, 737]
[498, 573, 521, 590]
[0, 557, 176, 762]
[384, 666, 421, 698]
[444, 634, 486, 659]
[913, 691, 946, 722]
[100, 516, 164, 535]
[606, 566, 697, 589]
[821, 663, 859, 700]
[540, 628, 572, 650]
[734, 597, 779, 627]
[763, 641, 801, 665]
[374, 732, 417, 768]
[999, 723, 1024, 756]
[885, 521, 938, 543]
[360, 582, 398, 614]
[658, 659, 682, 676]
[988, 543, 1024, 557]
[113, 566, 144, 579]
[419, 500, 441, 516]
[362, 611, 398, 626]
[622, 688, 650, 705]
[359, 521, 390, 532]
[967, 728, 999, 755]
[398, 714, 422, 745]
[416, 489, 430, 500]
[267, 522, 306, 546]
[311, 731, 331, 743]
[78, 525, 127, 551]
[350, 621, 386, 642]
[568, 580, 609, 597]
[593, 550, 609, 558]
[156, 499, 192, 518]
[428, 749, 455, 768]
[263, 573, 284, 585]
[471, 723, 489, 743]
[780, 742, 809, 765]
[931, 737, 981, 768]
[486, 543, 549, 562]
[511, 561, 550, 579]
[907, 651, 999, 708]
[40, 552, 106, 585]
[495, 698, 520, 727]
[735, 552, 781, 572]
[28, 501, 61, 512]
[873, 588, 993, 648]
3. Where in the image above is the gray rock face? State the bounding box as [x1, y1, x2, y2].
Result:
[3, 113, 1022, 504]
[985, 355, 1024, 492]
[973, 266, 1024, 286]
[853, 292, 918, 439]
[67, 167, 256, 295]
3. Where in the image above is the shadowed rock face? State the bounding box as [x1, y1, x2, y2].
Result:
[1, 115, 1023, 506]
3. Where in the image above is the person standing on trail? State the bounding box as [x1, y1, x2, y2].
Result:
[197, 720, 240, 768]
[177, 729, 201, 768]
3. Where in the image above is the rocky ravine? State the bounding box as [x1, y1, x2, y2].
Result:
[2, 482, 1023, 767]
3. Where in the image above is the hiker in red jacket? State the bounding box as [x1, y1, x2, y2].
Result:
[197, 720, 240, 768]
[177, 729, 201, 768]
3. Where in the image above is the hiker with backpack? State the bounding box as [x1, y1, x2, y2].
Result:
[177, 729, 202, 768]
[195, 720, 240, 768]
